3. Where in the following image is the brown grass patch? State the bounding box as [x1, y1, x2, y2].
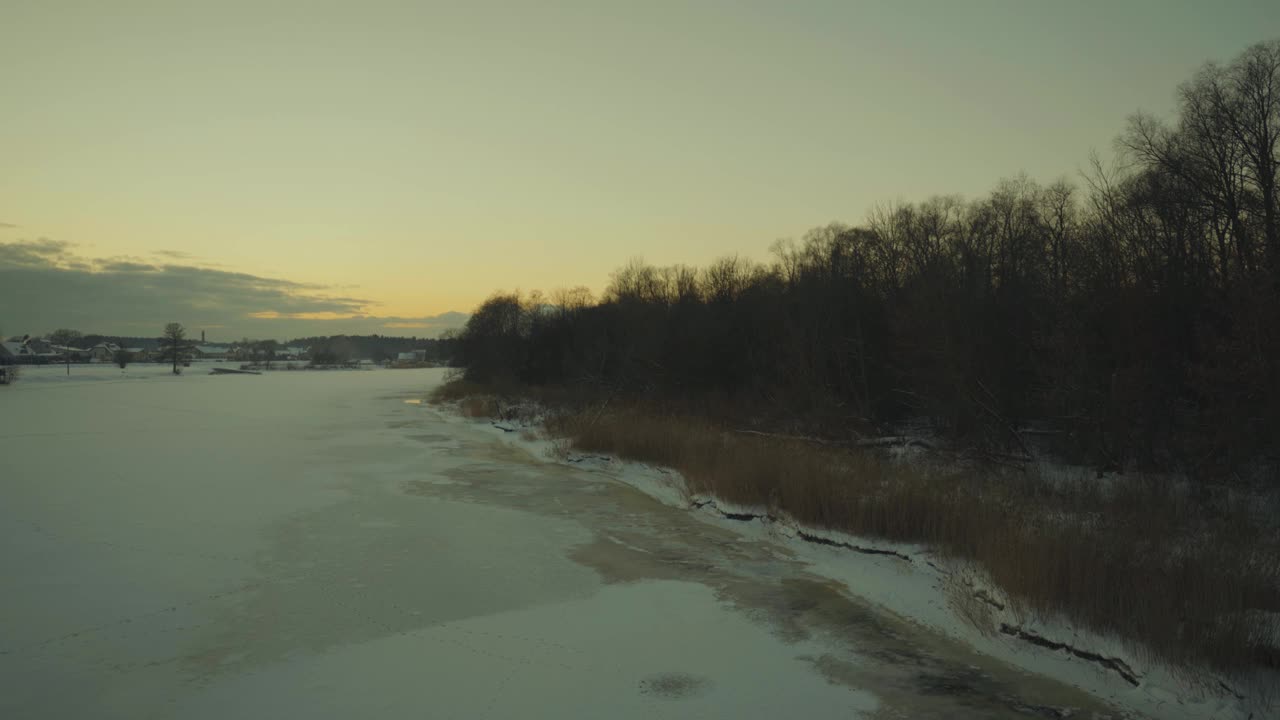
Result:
[458, 396, 500, 418]
[558, 406, 1279, 674]
[429, 377, 491, 404]
[435, 379, 1280, 674]
[944, 565, 1001, 638]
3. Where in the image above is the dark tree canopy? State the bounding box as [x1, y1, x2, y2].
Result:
[455, 39, 1280, 483]
[46, 329, 83, 347]
[158, 323, 188, 375]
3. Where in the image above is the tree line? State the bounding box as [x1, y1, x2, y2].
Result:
[31, 330, 456, 364]
[285, 335, 456, 364]
[456, 39, 1280, 482]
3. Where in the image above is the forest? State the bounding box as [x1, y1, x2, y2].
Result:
[457, 40, 1280, 485]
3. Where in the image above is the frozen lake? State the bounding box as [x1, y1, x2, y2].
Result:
[0, 366, 1121, 718]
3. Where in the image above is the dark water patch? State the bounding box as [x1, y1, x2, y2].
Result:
[796, 529, 915, 563]
[1000, 624, 1140, 687]
[407, 433, 455, 444]
[638, 672, 711, 700]
[916, 669, 985, 696]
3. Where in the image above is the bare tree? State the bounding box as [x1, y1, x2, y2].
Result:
[257, 339, 278, 369]
[1223, 41, 1280, 272]
[46, 328, 83, 348]
[158, 323, 188, 375]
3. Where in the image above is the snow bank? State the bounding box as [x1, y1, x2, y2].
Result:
[433, 403, 1275, 720]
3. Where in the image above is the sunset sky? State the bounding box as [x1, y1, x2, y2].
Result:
[3, 1, 1279, 339]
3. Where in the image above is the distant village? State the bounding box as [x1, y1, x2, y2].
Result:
[0, 331, 453, 367]
[1, 338, 304, 364]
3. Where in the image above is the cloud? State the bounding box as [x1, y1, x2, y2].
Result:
[151, 249, 193, 259]
[1, 238, 83, 269]
[381, 312, 469, 330]
[0, 222, 18, 229]
[0, 239, 467, 339]
[383, 321, 432, 329]
[233, 312, 467, 339]
[97, 260, 160, 273]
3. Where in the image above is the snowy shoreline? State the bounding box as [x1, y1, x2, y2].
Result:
[432, 402, 1275, 720]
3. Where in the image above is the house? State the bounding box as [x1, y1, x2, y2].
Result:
[87, 343, 122, 362]
[24, 338, 53, 355]
[0, 341, 30, 363]
[276, 346, 307, 361]
[124, 347, 153, 362]
[2, 336, 42, 361]
[392, 349, 434, 366]
[0, 340, 62, 364]
[51, 345, 90, 362]
[191, 345, 228, 360]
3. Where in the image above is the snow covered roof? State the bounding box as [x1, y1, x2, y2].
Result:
[0, 341, 27, 356]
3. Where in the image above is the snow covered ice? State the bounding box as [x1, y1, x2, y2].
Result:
[2, 366, 1144, 718]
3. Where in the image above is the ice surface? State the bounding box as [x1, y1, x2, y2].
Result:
[0, 368, 875, 718]
[2, 367, 1157, 719]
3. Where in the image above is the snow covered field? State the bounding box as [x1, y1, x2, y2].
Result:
[3, 366, 1140, 718]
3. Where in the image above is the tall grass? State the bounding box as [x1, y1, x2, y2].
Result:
[440, 381, 1279, 674]
[567, 411, 1280, 673]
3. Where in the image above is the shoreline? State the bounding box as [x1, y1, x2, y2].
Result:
[428, 393, 1277, 720]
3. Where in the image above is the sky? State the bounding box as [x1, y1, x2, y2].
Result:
[3, 1, 1279, 340]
